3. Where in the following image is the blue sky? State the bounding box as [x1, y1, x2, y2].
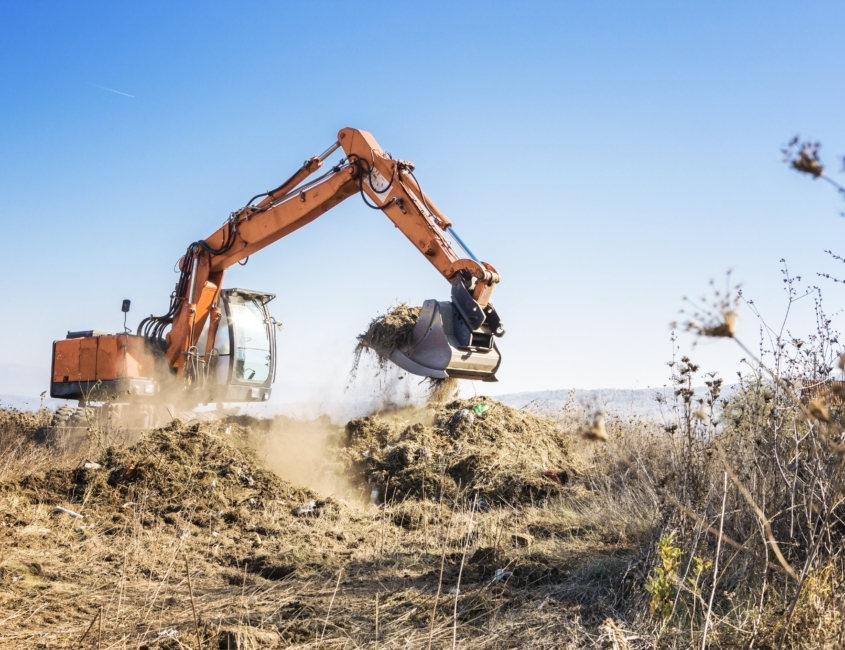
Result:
[1, 1, 844, 401]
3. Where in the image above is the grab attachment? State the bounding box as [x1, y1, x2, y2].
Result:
[382, 280, 504, 382]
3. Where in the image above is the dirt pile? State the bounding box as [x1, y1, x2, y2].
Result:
[342, 396, 580, 506]
[3, 419, 340, 559]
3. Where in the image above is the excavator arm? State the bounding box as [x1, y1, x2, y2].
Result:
[138, 127, 504, 389]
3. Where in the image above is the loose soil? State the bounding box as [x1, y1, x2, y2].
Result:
[341, 396, 582, 507]
[0, 405, 646, 649]
[351, 303, 459, 406]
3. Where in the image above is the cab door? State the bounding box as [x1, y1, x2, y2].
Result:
[206, 288, 277, 402]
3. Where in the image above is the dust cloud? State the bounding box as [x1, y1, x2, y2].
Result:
[246, 415, 356, 500]
[236, 363, 459, 501]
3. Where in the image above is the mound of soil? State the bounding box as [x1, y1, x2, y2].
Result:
[342, 396, 579, 506]
[3, 419, 338, 551]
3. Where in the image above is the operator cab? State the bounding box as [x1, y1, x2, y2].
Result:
[197, 288, 278, 403]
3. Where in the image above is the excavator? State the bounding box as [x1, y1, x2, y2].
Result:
[45, 127, 505, 432]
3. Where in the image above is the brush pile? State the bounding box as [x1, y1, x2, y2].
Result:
[342, 396, 579, 506]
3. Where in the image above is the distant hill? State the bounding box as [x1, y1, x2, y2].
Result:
[0, 356, 731, 424]
[494, 386, 727, 420]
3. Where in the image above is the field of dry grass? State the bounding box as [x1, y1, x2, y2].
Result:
[1, 320, 844, 650]
[0, 401, 661, 649]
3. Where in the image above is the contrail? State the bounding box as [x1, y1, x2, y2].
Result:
[88, 82, 135, 98]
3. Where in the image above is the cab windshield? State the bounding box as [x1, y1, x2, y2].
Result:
[227, 294, 272, 383]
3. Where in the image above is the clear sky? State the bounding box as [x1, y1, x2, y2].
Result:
[1, 1, 844, 402]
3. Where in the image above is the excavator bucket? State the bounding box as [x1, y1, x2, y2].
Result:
[374, 281, 504, 382]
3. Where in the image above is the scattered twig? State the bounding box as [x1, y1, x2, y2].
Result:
[375, 592, 379, 649]
[320, 569, 343, 644]
[701, 472, 727, 649]
[74, 607, 101, 649]
[453, 495, 477, 650]
[184, 551, 202, 650]
[97, 605, 103, 649]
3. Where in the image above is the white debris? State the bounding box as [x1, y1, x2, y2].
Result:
[294, 500, 317, 516]
[54, 506, 84, 519]
[492, 568, 513, 583]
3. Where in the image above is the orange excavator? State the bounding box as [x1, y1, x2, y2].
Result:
[47, 128, 504, 429]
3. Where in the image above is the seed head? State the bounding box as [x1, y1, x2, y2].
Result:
[702, 311, 738, 338]
[582, 414, 608, 442]
[808, 397, 830, 423]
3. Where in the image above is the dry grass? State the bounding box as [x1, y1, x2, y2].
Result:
[3, 367, 841, 648]
[0, 407, 56, 480]
[0, 406, 656, 648]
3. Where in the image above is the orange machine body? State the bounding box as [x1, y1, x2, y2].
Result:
[51, 333, 159, 400]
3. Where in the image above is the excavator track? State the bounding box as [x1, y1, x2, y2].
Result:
[34, 404, 229, 450]
[34, 406, 90, 451]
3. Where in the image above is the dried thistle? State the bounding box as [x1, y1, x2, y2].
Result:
[808, 397, 830, 423]
[782, 135, 845, 203]
[581, 414, 608, 442]
[701, 310, 738, 338]
[679, 272, 741, 340]
[782, 136, 825, 178]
